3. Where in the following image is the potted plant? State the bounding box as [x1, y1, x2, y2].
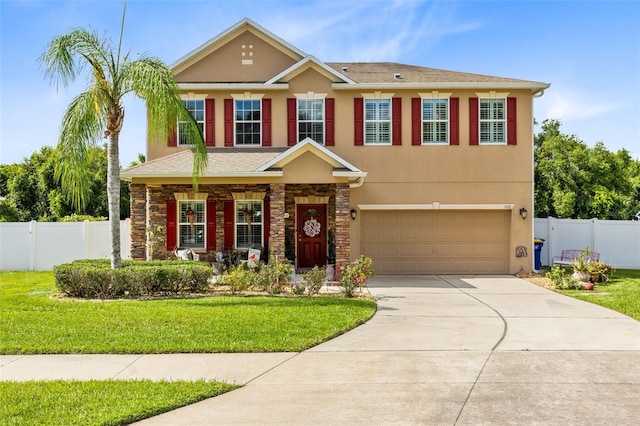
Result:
[327, 229, 336, 264]
[571, 250, 591, 282]
[326, 229, 336, 280]
[284, 227, 296, 263]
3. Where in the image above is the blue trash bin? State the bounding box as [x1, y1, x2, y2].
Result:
[534, 238, 545, 271]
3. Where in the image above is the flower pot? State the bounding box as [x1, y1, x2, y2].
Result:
[582, 282, 594, 290]
[573, 271, 590, 282]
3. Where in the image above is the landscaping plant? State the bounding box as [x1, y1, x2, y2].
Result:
[303, 265, 327, 296]
[340, 255, 375, 297]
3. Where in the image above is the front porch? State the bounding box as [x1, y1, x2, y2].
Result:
[129, 182, 352, 271]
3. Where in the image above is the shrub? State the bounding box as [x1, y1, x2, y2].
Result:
[218, 264, 255, 295]
[53, 259, 212, 299]
[303, 266, 326, 296]
[340, 255, 375, 297]
[253, 255, 293, 295]
[290, 281, 306, 296]
[545, 266, 580, 290]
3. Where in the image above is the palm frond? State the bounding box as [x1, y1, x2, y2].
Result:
[121, 57, 208, 184]
[39, 28, 112, 91]
[55, 89, 106, 210]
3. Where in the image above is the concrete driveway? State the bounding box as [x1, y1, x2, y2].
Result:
[134, 275, 640, 425]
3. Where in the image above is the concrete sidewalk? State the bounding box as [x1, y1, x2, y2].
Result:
[2, 275, 639, 424]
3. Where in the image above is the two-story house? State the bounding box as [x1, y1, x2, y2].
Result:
[121, 18, 549, 275]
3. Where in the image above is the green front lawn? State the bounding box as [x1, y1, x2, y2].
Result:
[0, 379, 237, 426]
[0, 272, 377, 354]
[560, 269, 640, 321]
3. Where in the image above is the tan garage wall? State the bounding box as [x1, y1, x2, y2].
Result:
[361, 210, 510, 274]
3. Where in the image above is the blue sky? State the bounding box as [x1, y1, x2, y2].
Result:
[1, 0, 639, 166]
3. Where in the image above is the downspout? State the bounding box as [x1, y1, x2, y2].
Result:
[349, 176, 365, 188]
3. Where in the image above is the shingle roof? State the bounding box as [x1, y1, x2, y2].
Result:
[121, 148, 288, 178]
[326, 62, 544, 85]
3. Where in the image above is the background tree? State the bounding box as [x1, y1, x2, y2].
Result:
[534, 119, 640, 219]
[39, 3, 206, 268]
[0, 145, 127, 222]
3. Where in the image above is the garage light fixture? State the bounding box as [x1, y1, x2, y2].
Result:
[519, 207, 528, 220]
[350, 208, 358, 221]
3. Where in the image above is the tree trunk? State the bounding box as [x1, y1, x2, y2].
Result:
[107, 132, 122, 268]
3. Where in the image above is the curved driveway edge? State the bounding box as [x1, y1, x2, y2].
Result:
[134, 275, 639, 425]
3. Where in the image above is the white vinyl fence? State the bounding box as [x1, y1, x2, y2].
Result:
[0, 220, 131, 271]
[534, 217, 640, 269]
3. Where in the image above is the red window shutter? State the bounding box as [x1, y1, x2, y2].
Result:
[354, 98, 364, 146]
[287, 98, 297, 146]
[166, 199, 177, 250]
[224, 99, 234, 147]
[469, 97, 479, 145]
[224, 200, 234, 250]
[263, 198, 270, 250]
[450, 97, 459, 146]
[262, 98, 271, 146]
[325, 98, 335, 146]
[411, 98, 422, 146]
[205, 99, 215, 147]
[206, 199, 216, 251]
[168, 128, 177, 147]
[507, 97, 517, 145]
[392, 98, 402, 145]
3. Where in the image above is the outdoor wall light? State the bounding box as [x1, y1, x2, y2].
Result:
[519, 207, 528, 220]
[350, 208, 358, 221]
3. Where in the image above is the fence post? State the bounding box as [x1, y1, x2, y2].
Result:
[590, 218, 597, 254]
[29, 220, 37, 271]
[547, 216, 555, 265]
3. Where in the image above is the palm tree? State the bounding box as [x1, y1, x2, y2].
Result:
[40, 3, 206, 268]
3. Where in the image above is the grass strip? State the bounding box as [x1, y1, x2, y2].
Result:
[0, 379, 238, 426]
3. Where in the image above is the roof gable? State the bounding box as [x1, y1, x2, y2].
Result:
[172, 18, 306, 81]
[266, 56, 355, 84]
[258, 138, 362, 173]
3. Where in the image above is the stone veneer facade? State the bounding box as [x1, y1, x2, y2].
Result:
[129, 182, 350, 269]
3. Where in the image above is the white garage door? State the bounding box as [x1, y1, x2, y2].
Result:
[361, 210, 510, 274]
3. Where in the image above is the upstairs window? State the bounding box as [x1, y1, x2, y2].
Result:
[364, 99, 391, 145]
[178, 201, 205, 249]
[236, 200, 263, 248]
[235, 99, 261, 146]
[422, 99, 449, 144]
[178, 100, 204, 146]
[298, 99, 324, 144]
[479, 98, 506, 144]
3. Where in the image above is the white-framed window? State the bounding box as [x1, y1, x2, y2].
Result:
[235, 99, 261, 145]
[178, 99, 204, 146]
[178, 200, 205, 249]
[235, 200, 263, 248]
[479, 98, 506, 144]
[298, 98, 324, 144]
[364, 98, 391, 145]
[422, 99, 448, 144]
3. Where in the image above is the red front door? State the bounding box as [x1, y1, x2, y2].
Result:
[297, 204, 327, 268]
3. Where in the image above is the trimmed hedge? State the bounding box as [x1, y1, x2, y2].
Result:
[53, 259, 212, 299]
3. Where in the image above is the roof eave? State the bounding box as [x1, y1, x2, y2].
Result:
[331, 82, 551, 93]
[177, 83, 290, 91]
[121, 171, 284, 182]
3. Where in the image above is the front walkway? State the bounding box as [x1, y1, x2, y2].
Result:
[2, 275, 639, 424]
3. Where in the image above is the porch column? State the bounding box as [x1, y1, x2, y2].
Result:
[335, 183, 351, 270]
[146, 186, 165, 260]
[269, 183, 286, 260]
[129, 183, 146, 260]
